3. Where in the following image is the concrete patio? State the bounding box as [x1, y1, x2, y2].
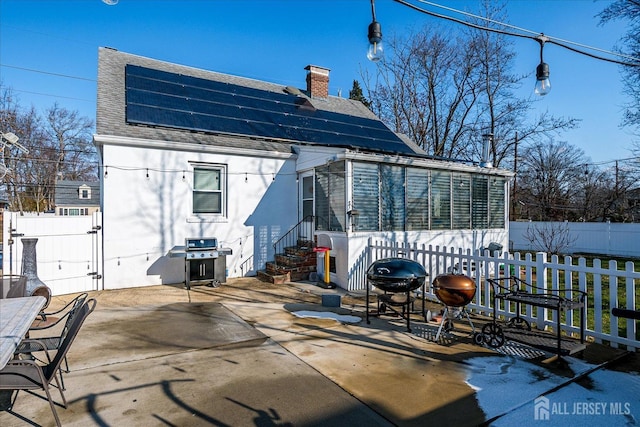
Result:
[0, 278, 638, 426]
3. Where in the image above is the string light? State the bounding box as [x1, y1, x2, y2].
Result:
[367, 0, 384, 62]
[373, 0, 640, 96]
[534, 35, 551, 96]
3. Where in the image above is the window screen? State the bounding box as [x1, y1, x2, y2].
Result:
[431, 171, 451, 229]
[452, 173, 471, 229]
[315, 161, 345, 232]
[406, 168, 429, 230]
[352, 163, 380, 231]
[489, 177, 506, 228]
[472, 175, 489, 228]
[381, 165, 405, 231]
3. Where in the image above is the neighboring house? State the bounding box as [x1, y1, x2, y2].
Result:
[54, 180, 101, 216]
[95, 48, 513, 291]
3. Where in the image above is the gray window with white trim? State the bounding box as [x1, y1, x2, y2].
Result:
[193, 166, 225, 215]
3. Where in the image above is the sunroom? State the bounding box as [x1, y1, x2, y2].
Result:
[295, 147, 513, 290]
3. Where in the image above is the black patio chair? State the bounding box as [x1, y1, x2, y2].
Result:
[0, 298, 97, 427]
[14, 292, 89, 388]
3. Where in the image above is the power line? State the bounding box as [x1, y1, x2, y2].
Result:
[11, 89, 95, 103]
[0, 63, 96, 82]
[393, 0, 640, 67]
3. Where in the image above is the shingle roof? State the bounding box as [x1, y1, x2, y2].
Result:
[55, 181, 100, 207]
[96, 48, 421, 156]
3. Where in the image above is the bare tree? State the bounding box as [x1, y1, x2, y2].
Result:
[362, 0, 577, 167]
[0, 83, 97, 213]
[516, 139, 589, 221]
[523, 221, 577, 254]
[598, 1, 640, 133]
[364, 25, 480, 159]
[45, 103, 96, 181]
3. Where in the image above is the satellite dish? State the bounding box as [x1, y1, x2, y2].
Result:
[1, 132, 19, 144]
[1, 132, 28, 154]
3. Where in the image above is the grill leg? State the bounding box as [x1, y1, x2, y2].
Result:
[435, 307, 449, 341]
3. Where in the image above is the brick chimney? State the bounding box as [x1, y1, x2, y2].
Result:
[305, 65, 330, 98]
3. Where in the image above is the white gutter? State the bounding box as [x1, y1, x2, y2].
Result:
[93, 134, 297, 160]
[337, 149, 514, 177]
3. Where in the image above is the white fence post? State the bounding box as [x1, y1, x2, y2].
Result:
[534, 252, 548, 330]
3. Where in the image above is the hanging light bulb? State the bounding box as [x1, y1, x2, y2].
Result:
[535, 62, 551, 96]
[367, 0, 384, 62]
[534, 35, 551, 96]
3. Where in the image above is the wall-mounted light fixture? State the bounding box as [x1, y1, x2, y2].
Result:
[367, 0, 384, 62]
[534, 34, 551, 96]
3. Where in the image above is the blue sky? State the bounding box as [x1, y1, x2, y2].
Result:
[0, 0, 636, 165]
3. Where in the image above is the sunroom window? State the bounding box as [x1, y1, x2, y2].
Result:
[315, 161, 345, 232]
[452, 174, 471, 229]
[352, 163, 379, 231]
[381, 165, 405, 231]
[431, 171, 451, 230]
[406, 168, 429, 230]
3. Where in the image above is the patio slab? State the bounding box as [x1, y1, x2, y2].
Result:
[1, 278, 638, 426]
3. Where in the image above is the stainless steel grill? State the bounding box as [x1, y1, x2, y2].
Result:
[170, 238, 232, 289]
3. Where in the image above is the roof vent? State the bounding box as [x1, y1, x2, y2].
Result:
[284, 86, 303, 96]
[295, 97, 316, 112]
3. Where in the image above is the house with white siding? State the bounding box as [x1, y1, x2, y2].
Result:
[95, 48, 512, 291]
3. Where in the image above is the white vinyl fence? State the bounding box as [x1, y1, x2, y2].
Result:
[2, 211, 103, 296]
[510, 221, 640, 258]
[366, 238, 639, 351]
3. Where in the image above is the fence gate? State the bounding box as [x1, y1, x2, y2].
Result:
[2, 211, 103, 296]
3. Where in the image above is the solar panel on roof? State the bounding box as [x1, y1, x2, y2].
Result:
[124, 64, 414, 155]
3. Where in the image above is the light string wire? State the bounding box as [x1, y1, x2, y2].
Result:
[0, 153, 637, 184]
[393, 0, 640, 67]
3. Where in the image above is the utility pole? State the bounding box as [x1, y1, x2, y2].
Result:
[511, 132, 518, 218]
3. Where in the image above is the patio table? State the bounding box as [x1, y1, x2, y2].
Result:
[0, 296, 45, 410]
[0, 296, 46, 370]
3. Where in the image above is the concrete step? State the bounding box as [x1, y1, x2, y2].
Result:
[257, 270, 290, 285]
